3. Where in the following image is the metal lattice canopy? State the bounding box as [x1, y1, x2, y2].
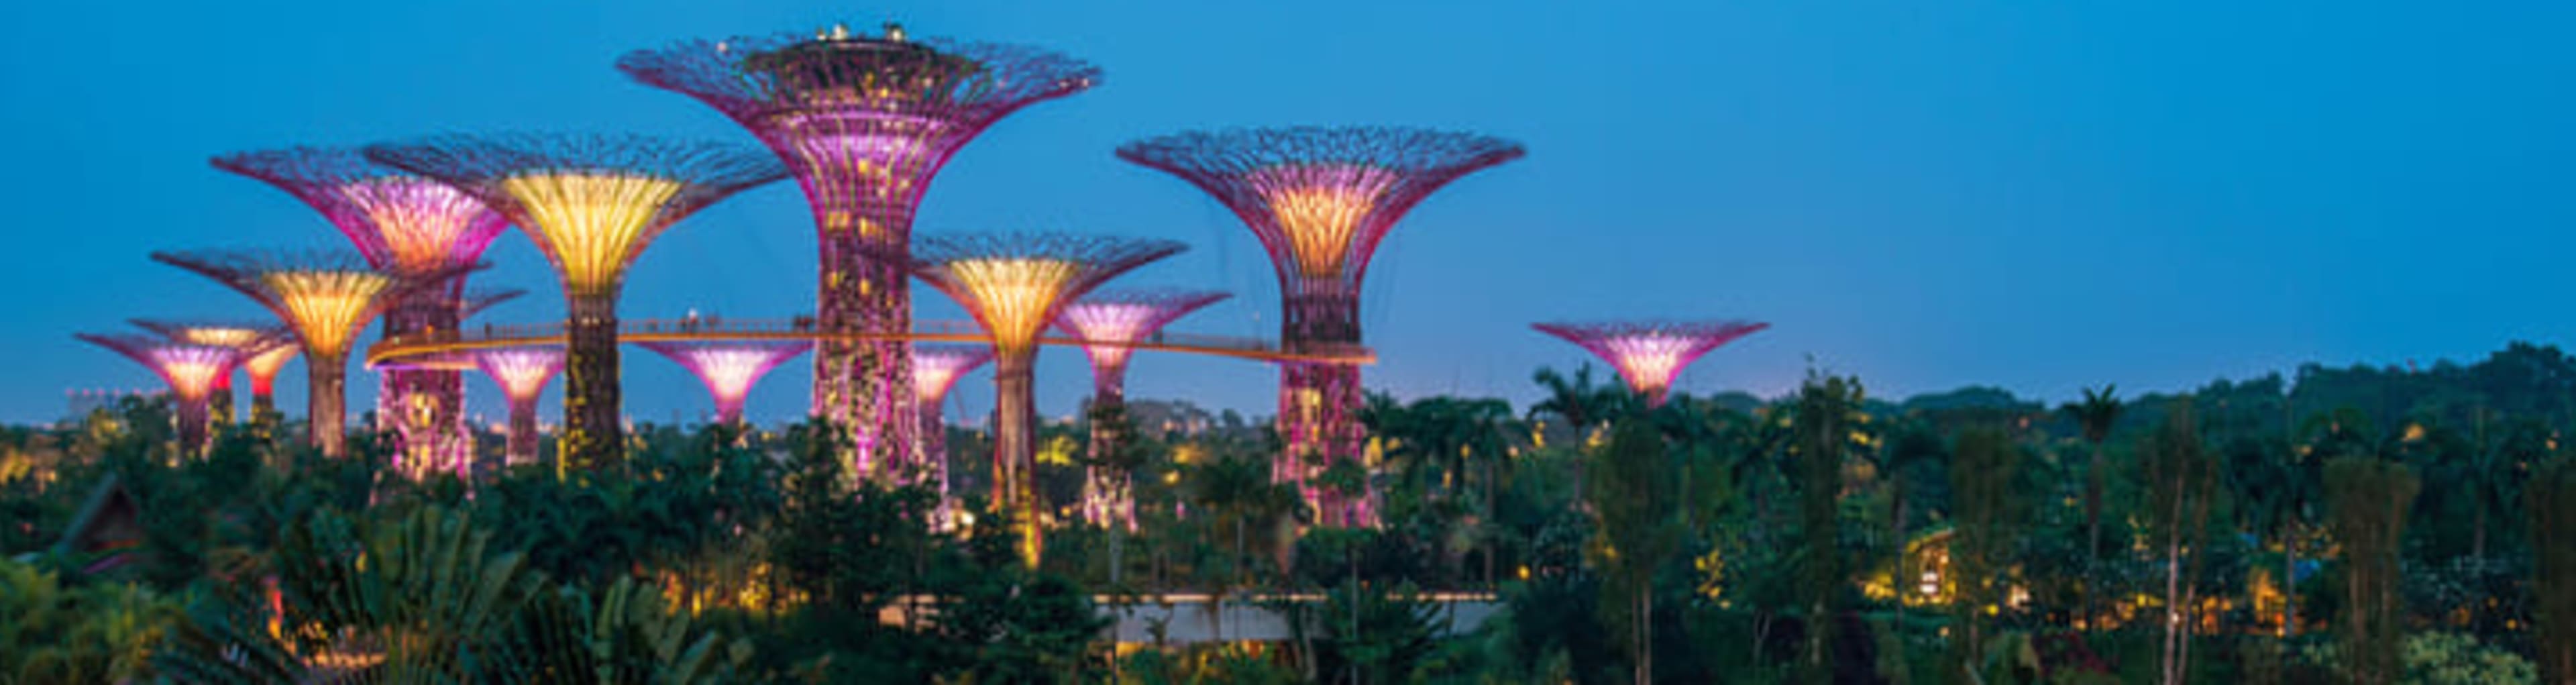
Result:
[127, 319, 294, 354]
[150, 249, 468, 358]
[364, 133, 787, 295]
[619, 23, 1099, 139]
[912, 343, 996, 402]
[455, 286, 527, 321]
[473, 346, 568, 402]
[634, 339, 814, 421]
[1530, 319, 1770, 404]
[1116, 126, 1523, 295]
[211, 146, 511, 277]
[1053, 288, 1230, 388]
[902, 233, 1189, 356]
[74, 333, 242, 401]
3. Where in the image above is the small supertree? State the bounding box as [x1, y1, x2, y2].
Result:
[1052, 288, 1228, 529]
[154, 250, 458, 458]
[1117, 126, 1523, 526]
[239, 344, 299, 424]
[76, 333, 254, 456]
[902, 233, 1185, 566]
[621, 23, 1100, 473]
[215, 146, 514, 476]
[1531, 320, 1769, 407]
[471, 346, 566, 473]
[367, 132, 786, 472]
[127, 319, 292, 427]
[912, 343, 995, 505]
[634, 340, 812, 427]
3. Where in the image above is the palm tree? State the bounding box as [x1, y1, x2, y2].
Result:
[2059, 384, 2122, 631]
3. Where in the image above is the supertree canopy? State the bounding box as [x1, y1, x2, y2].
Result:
[153, 250, 457, 458]
[127, 319, 292, 426]
[1116, 126, 1523, 526]
[1532, 320, 1770, 407]
[620, 23, 1100, 476]
[454, 286, 527, 321]
[215, 146, 513, 476]
[904, 233, 1184, 566]
[634, 340, 812, 427]
[76, 333, 252, 456]
[912, 343, 994, 502]
[472, 346, 566, 474]
[366, 132, 786, 472]
[239, 344, 300, 422]
[1052, 288, 1228, 528]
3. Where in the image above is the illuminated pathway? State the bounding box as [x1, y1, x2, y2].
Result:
[367, 317, 1373, 370]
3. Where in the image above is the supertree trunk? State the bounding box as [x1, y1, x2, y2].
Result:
[308, 352, 348, 458]
[175, 396, 211, 458]
[380, 295, 469, 478]
[560, 293, 623, 474]
[1083, 374, 1134, 529]
[503, 397, 541, 469]
[814, 217, 920, 479]
[993, 352, 1041, 567]
[209, 376, 235, 427]
[1282, 290, 1373, 526]
[920, 403, 949, 498]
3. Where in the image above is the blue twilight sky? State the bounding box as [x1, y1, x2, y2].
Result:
[3, 1, 2573, 427]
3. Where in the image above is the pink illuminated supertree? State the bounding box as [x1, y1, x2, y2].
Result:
[901, 233, 1184, 566]
[635, 340, 812, 428]
[127, 319, 292, 428]
[214, 146, 512, 476]
[1532, 320, 1770, 407]
[1052, 288, 1228, 529]
[471, 346, 566, 473]
[76, 333, 254, 456]
[911, 343, 994, 505]
[621, 22, 1100, 474]
[1117, 126, 1524, 526]
[367, 133, 786, 472]
[154, 250, 463, 458]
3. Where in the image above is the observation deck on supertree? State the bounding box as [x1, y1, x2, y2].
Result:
[635, 340, 812, 427]
[619, 22, 1100, 475]
[366, 132, 786, 472]
[76, 333, 263, 456]
[1532, 320, 1769, 408]
[214, 146, 512, 477]
[1052, 288, 1228, 529]
[1116, 126, 1524, 527]
[127, 319, 292, 427]
[902, 233, 1184, 566]
[470, 346, 566, 475]
[153, 250, 459, 458]
[912, 343, 994, 505]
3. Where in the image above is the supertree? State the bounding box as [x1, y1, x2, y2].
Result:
[912, 343, 994, 506]
[366, 133, 786, 472]
[214, 146, 513, 476]
[76, 333, 258, 455]
[239, 344, 299, 424]
[1052, 288, 1228, 529]
[620, 22, 1100, 474]
[634, 340, 812, 428]
[1531, 320, 1770, 407]
[454, 286, 527, 321]
[127, 319, 292, 427]
[902, 233, 1184, 566]
[1117, 126, 1524, 526]
[470, 346, 566, 474]
[153, 250, 458, 458]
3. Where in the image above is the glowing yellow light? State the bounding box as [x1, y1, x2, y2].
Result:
[945, 258, 1081, 355]
[500, 173, 683, 294]
[2402, 423, 2426, 442]
[341, 178, 494, 274]
[263, 271, 396, 356]
[176, 327, 263, 348]
[1038, 435, 1078, 466]
[150, 346, 234, 401]
[1248, 164, 1396, 278]
[243, 345, 298, 382]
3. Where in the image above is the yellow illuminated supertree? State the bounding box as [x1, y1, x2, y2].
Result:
[154, 250, 460, 458]
[1118, 126, 1524, 526]
[127, 319, 292, 427]
[238, 343, 299, 425]
[470, 346, 566, 473]
[1053, 288, 1228, 529]
[76, 333, 272, 456]
[367, 133, 786, 472]
[902, 233, 1185, 566]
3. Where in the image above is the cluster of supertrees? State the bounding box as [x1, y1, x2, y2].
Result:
[74, 21, 1774, 566]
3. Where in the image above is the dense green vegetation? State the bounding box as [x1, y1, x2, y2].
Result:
[7, 342, 2576, 682]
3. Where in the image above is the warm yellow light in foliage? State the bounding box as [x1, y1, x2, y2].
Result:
[262, 271, 395, 356]
[1038, 434, 1078, 466]
[1249, 164, 1395, 278]
[501, 173, 682, 294]
[946, 258, 1080, 354]
[341, 178, 493, 274]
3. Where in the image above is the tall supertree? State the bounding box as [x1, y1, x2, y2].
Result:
[1532, 320, 1770, 407]
[620, 22, 1101, 474]
[76, 333, 257, 456]
[1117, 126, 1524, 526]
[634, 340, 812, 428]
[127, 319, 292, 427]
[470, 346, 566, 474]
[1052, 288, 1228, 529]
[154, 250, 457, 458]
[213, 146, 513, 476]
[912, 343, 994, 506]
[366, 133, 786, 472]
[902, 233, 1184, 566]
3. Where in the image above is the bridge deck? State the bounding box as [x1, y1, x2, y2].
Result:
[366, 317, 1373, 369]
